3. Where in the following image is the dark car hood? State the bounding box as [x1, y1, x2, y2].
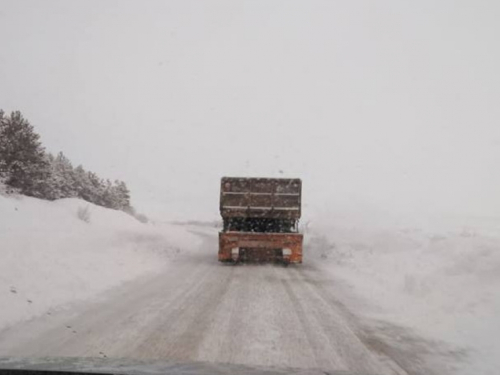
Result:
[0, 357, 375, 375]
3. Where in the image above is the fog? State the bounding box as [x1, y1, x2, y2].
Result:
[1, 0, 499, 222]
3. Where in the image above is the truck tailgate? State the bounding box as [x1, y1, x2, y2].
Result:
[219, 231, 303, 263]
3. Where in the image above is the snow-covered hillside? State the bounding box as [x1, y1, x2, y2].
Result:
[306, 209, 500, 375]
[0, 192, 200, 331]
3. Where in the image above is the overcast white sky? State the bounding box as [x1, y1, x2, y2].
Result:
[0, 0, 499, 221]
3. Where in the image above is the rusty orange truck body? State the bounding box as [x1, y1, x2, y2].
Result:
[218, 177, 303, 264]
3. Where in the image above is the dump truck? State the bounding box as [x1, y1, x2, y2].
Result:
[218, 177, 303, 264]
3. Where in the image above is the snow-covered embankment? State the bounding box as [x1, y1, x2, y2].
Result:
[0, 193, 199, 331]
[307, 209, 500, 375]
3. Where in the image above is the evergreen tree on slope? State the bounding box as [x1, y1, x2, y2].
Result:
[0, 111, 50, 197]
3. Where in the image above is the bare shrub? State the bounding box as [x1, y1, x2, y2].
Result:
[77, 206, 91, 223]
[134, 213, 149, 224]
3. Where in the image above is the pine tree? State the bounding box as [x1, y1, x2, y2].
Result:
[38, 153, 59, 199]
[0, 110, 6, 180]
[0, 111, 50, 197]
[74, 165, 93, 201]
[86, 171, 104, 206]
[51, 152, 77, 198]
[114, 180, 131, 210]
[101, 179, 114, 209]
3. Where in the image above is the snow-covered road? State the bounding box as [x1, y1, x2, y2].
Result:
[0, 230, 452, 375]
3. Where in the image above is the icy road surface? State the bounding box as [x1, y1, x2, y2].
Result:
[0, 230, 447, 375]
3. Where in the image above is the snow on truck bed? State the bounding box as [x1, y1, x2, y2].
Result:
[0, 193, 200, 331]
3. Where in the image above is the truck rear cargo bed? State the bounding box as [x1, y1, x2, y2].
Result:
[220, 177, 301, 220]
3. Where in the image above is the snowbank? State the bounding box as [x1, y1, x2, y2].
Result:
[0, 193, 200, 331]
[307, 208, 500, 375]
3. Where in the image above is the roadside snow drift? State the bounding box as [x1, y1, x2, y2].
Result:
[306, 209, 500, 375]
[0, 193, 200, 331]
